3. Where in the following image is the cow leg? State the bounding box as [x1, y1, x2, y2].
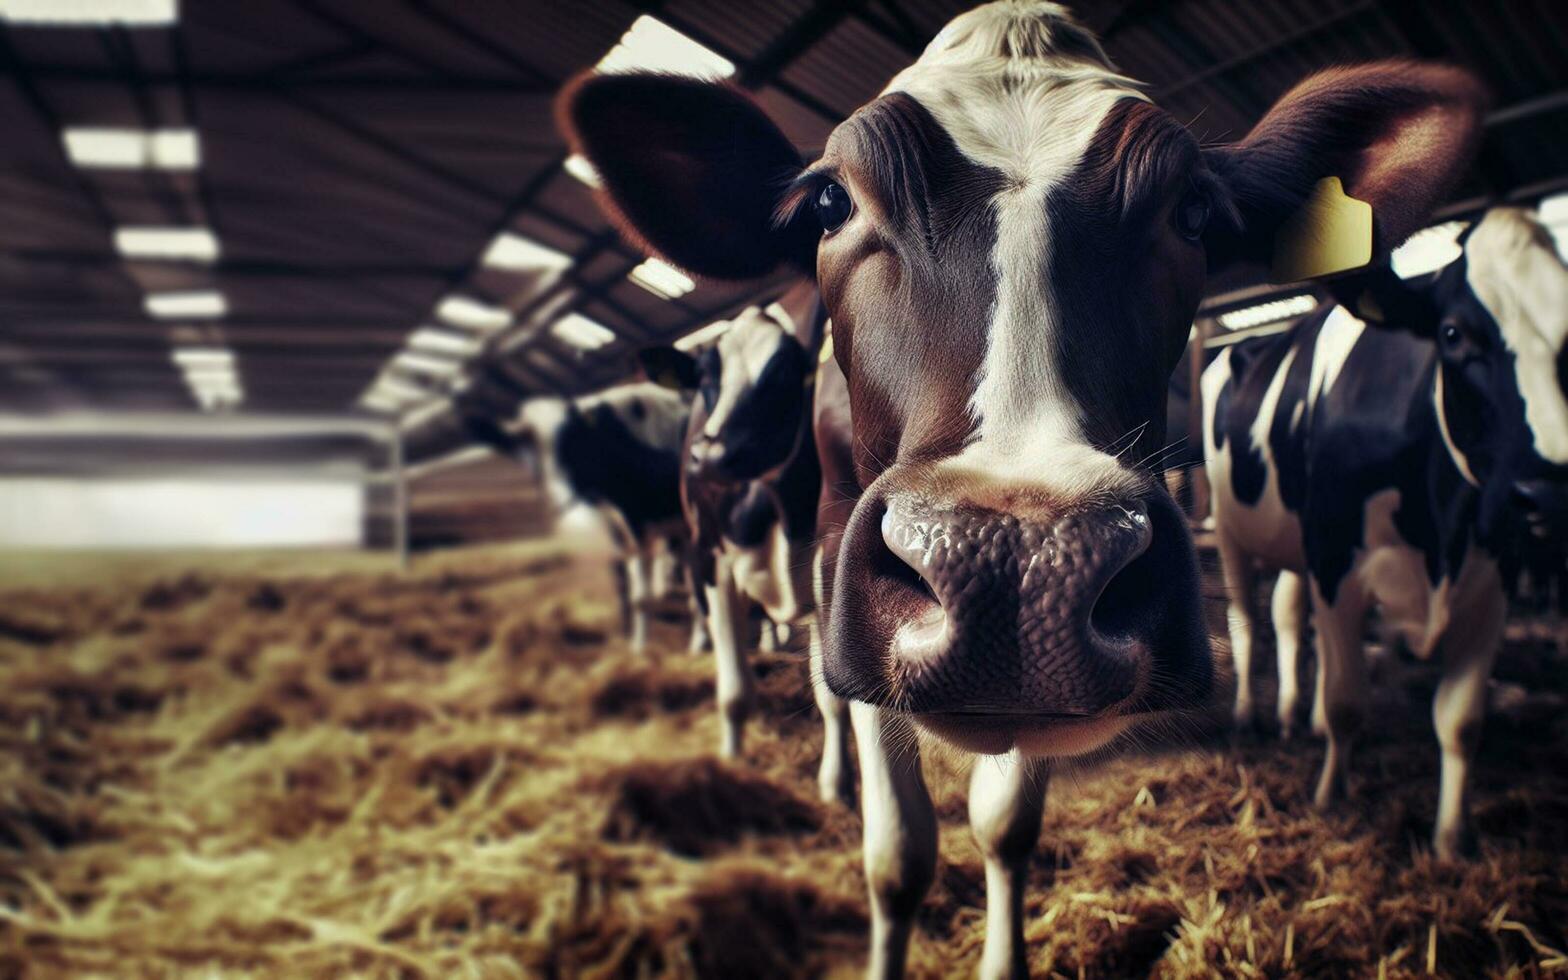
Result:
[708, 556, 754, 758]
[1310, 634, 1328, 737]
[970, 752, 1049, 980]
[624, 549, 651, 654]
[612, 558, 633, 642]
[810, 619, 854, 805]
[1272, 570, 1309, 739]
[651, 534, 678, 599]
[758, 612, 779, 652]
[852, 701, 936, 980]
[1432, 588, 1505, 860]
[1217, 536, 1259, 730]
[688, 595, 710, 653]
[685, 548, 710, 654]
[812, 547, 854, 806]
[1311, 584, 1369, 810]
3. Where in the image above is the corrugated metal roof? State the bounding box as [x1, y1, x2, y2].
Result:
[0, 0, 1563, 434]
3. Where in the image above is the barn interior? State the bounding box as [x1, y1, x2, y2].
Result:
[2, 1, 1567, 977]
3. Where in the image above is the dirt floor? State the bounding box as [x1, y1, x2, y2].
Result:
[1, 538, 1566, 978]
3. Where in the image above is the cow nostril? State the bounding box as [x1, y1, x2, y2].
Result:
[1512, 482, 1548, 515]
[1089, 509, 1158, 644]
[876, 507, 947, 662]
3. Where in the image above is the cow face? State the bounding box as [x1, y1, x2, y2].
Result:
[643, 307, 811, 484]
[1407, 209, 1568, 541]
[561, 2, 1485, 756]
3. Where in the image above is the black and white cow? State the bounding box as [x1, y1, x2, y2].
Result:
[1204, 207, 1568, 858]
[453, 372, 697, 653]
[640, 296, 826, 760]
[561, 1, 1485, 973]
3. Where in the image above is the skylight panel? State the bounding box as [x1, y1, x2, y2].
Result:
[171, 343, 241, 410]
[359, 391, 405, 414]
[370, 374, 432, 402]
[482, 232, 571, 272]
[436, 295, 511, 332]
[409, 327, 480, 357]
[393, 351, 462, 377]
[0, 0, 176, 26]
[674, 318, 732, 352]
[628, 257, 695, 299]
[1216, 293, 1317, 331]
[552, 313, 616, 351]
[595, 15, 734, 78]
[63, 127, 199, 169]
[145, 290, 226, 319]
[115, 226, 219, 262]
[171, 347, 233, 369]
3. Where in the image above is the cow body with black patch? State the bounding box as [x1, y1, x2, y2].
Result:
[561, 2, 1485, 973]
[1205, 208, 1568, 858]
[455, 379, 697, 653]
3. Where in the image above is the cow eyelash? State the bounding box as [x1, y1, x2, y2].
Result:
[774, 168, 839, 230]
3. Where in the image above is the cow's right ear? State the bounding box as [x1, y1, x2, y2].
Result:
[1328, 264, 1441, 337]
[558, 72, 818, 281]
[639, 346, 701, 392]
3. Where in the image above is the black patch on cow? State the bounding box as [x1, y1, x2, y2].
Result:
[726, 484, 779, 549]
[1217, 311, 1482, 603]
[714, 336, 811, 482]
[555, 403, 686, 537]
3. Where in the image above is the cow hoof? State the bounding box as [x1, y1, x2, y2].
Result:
[1312, 770, 1344, 811]
[1433, 826, 1475, 862]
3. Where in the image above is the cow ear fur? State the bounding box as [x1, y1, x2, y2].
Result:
[557, 71, 818, 281]
[1328, 264, 1443, 336]
[639, 346, 702, 392]
[1204, 62, 1487, 279]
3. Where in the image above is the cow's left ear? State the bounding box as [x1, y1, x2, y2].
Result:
[1204, 62, 1487, 280]
[638, 346, 701, 392]
[558, 72, 818, 281]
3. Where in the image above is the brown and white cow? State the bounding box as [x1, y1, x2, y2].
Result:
[561, 2, 1484, 974]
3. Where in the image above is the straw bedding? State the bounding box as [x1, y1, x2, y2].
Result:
[0, 540, 1564, 978]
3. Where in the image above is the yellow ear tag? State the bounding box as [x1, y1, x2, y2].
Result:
[818, 323, 835, 366]
[1271, 176, 1373, 283]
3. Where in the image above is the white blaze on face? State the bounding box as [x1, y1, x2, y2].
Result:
[1465, 208, 1568, 464]
[703, 307, 787, 439]
[881, 1, 1147, 496]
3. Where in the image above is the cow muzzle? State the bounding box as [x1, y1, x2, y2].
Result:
[823, 483, 1211, 756]
[1511, 479, 1568, 541]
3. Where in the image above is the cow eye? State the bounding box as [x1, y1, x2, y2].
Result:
[1175, 186, 1210, 240]
[815, 182, 853, 234]
[1441, 323, 1462, 348]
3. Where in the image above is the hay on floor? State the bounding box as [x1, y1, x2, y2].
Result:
[0, 539, 1564, 978]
